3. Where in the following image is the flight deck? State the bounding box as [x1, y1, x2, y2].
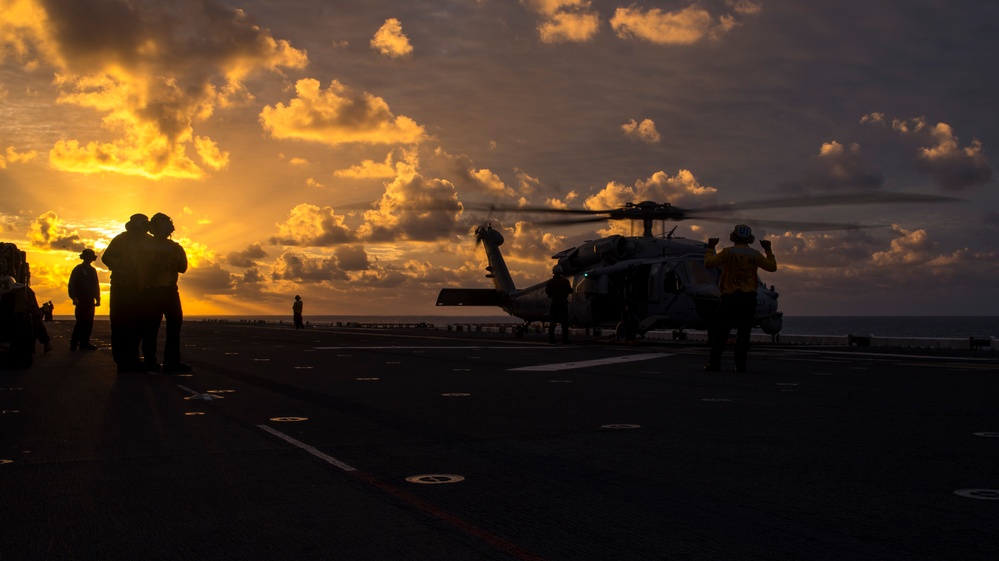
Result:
[2, 321, 997, 560]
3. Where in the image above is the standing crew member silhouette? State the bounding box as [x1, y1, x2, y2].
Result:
[292, 295, 304, 329]
[68, 248, 101, 351]
[139, 213, 191, 373]
[704, 224, 777, 372]
[101, 214, 149, 373]
[545, 265, 572, 344]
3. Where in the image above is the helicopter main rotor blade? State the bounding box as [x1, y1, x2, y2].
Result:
[533, 216, 616, 226]
[689, 215, 875, 231]
[688, 192, 960, 214]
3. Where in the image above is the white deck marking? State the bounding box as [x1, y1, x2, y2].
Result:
[509, 352, 674, 371]
[257, 424, 357, 472]
[313, 346, 535, 350]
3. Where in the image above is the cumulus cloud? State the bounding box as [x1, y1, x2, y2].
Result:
[260, 79, 428, 146]
[182, 261, 236, 294]
[871, 224, 937, 266]
[863, 114, 993, 191]
[271, 251, 348, 282]
[27, 211, 87, 252]
[912, 122, 993, 191]
[1, 0, 307, 180]
[225, 242, 268, 267]
[610, 1, 761, 45]
[622, 118, 661, 144]
[335, 245, 370, 271]
[771, 230, 881, 269]
[428, 148, 518, 199]
[334, 149, 408, 179]
[271, 204, 355, 246]
[358, 163, 463, 242]
[783, 141, 883, 193]
[523, 0, 601, 44]
[370, 18, 413, 58]
[585, 169, 718, 211]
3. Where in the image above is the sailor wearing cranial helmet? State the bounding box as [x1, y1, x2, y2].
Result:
[703, 224, 777, 372]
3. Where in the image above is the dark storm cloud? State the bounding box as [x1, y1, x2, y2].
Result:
[27, 211, 87, 252]
[225, 242, 268, 267]
[182, 261, 236, 294]
[334, 245, 369, 271]
[271, 251, 348, 282]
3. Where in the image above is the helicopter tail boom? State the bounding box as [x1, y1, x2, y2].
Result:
[436, 288, 504, 307]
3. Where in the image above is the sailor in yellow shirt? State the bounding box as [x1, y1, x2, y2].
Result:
[703, 224, 777, 372]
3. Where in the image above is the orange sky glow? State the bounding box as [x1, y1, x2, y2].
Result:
[1, 0, 997, 318]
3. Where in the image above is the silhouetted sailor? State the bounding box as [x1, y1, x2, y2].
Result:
[545, 265, 572, 344]
[101, 214, 149, 373]
[704, 224, 777, 372]
[68, 248, 101, 351]
[293, 295, 304, 329]
[139, 213, 190, 373]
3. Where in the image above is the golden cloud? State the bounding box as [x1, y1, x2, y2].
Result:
[27, 211, 88, 252]
[621, 118, 661, 144]
[370, 18, 413, 58]
[272, 203, 355, 246]
[260, 79, 427, 146]
[610, 2, 760, 45]
[0, 146, 39, 168]
[524, 0, 601, 43]
[2, 0, 307, 180]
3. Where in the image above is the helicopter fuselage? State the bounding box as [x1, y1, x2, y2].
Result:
[436, 225, 783, 337]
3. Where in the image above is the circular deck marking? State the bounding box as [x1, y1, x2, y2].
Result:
[337, 354, 352, 357]
[294, 366, 314, 370]
[356, 377, 380, 381]
[253, 358, 271, 362]
[1, 387, 23, 391]
[954, 489, 999, 500]
[270, 416, 308, 422]
[701, 398, 732, 402]
[386, 361, 401, 364]
[442, 393, 471, 397]
[601, 424, 640, 429]
[184, 412, 205, 416]
[175, 374, 193, 377]
[406, 474, 465, 485]
[224, 352, 239, 355]
[974, 432, 999, 438]
[0, 459, 13, 465]
[1, 410, 20, 414]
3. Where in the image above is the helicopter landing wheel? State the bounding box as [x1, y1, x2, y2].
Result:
[615, 321, 637, 342]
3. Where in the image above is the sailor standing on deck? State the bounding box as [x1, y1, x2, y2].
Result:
[101, 214, 150, 372]
[139, 213, 191, 373]
[545, 265, 572, 344]
[704, 224, 777, 372]
[68, 248, 101, 351]
[293, 295, 304, 329]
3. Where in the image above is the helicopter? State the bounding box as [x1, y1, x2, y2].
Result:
[435, 193, 955, 339]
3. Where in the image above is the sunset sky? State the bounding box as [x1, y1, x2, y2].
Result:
[1, 0, 997, 318]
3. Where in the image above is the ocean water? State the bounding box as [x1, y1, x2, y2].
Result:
[188, 315, 999, 339]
